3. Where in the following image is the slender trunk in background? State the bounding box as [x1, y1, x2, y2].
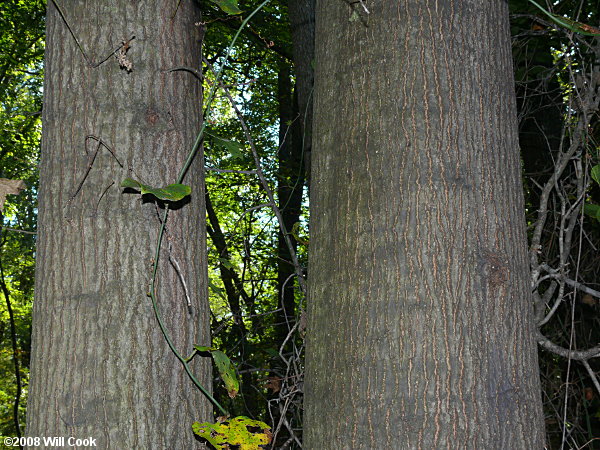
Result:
[275, 63, 304, 349]
[304, 1, 546, 448]
[27, 2, 210, 448]
[288, 0, 315, 182]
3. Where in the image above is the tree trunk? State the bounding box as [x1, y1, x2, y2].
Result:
[304, 1, 546, 448]
[275, 63, 304, 349]
[26, 2, 210, 448]
[288, 0, 315, 182]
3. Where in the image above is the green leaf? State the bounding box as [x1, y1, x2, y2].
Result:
[192, 416, 271, 450]
[212, 350, 240, 398]
[219, 257, 234, 269]
[591, 165, 600, 186]
[264, 348, 279, 358]
[121, 178, 191, 201]
[210, 0, 242, 15]
[206, 132, 244, 160]
[192, 346, 240, 398]
[584, 203, 600, 221]
[193, 345, 215, 353]
[208, 280, 226, 300]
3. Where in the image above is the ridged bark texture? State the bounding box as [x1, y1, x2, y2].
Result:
[304, 1, 546, 448]
[26, 2, 210, 448]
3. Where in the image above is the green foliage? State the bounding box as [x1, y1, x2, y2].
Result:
[193, 346, 240, 399]
[192, 416, 271, 450]
[120, 178, 191, 202]
[0, 0, 44, 438]
[592, 164, 600, 186]
[584, 203, 600, 220]
[206, 131, 245, 161]
[210, 0, 243, 15]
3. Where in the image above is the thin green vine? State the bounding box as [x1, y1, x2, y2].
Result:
[147, 0, 272, 418]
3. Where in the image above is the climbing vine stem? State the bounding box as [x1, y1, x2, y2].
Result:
[147, 0, 272, 416]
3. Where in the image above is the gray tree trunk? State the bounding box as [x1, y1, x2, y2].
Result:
[26, 1, 211, 448]
[304, 1, 546, 448]
[288, 0, 315, 169]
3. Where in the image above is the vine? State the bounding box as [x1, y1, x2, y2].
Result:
[120, 0, 280, 447]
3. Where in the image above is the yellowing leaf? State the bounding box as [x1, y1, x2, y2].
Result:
[192, 416, 272, 450]
[0, 178, 26, 212]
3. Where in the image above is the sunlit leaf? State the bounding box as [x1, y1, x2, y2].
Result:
[208, 280, 226, 300]
[219, 258, 234, 269]
[210, 0, 242, 15]
[192, 416, 272, 449]
[121, 178, 191, 201]
[0, 178, 26, 212]
[206, 132, 244, 160]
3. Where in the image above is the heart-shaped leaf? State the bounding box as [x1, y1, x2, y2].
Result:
[121, 178, 191, 201]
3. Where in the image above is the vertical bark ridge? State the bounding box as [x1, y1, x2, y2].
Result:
[305, 1, 545, 448]
[27, 2, 210, 448]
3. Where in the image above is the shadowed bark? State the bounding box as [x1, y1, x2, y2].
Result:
[304, 1, 546, 448]
[26, 2, 211, 448]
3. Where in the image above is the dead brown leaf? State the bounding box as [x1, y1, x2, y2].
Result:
[0, 178, 26, 212]
[265, 376, 281, 394]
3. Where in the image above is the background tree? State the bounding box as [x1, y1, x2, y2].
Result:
[0, 0, 44, 438]
[512, 0, 600, 446]
[25, 1, 211, 447]
[304, 1, 546, 448]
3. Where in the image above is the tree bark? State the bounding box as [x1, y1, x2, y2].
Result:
[275, 63, 304, 349]
[304, 1, 546, 448]
[288, 0, 315, 182]
[26, 1, 210, 448]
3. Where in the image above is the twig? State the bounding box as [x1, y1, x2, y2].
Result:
[68, 136, 123, 206]
[206, 167, 257, 175]
[203, 57, 307, 294]
[167, 66, 203, 82]
[538, 264, 600, 298]
[0, 262, 23, 443]
[50, 1, 135, 69]
[168, 244, 192, 313]
[582, 360, 600, 397]
[536, 329, 600, 361]
[0, 226, 36, 235]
